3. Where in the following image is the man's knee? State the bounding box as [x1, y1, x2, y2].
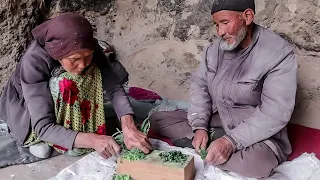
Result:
[149, 111, 192, 139]
[239, 152, 278, 179]
[149, 111, 187, 128]
[149, 111, 168, 130]
[220, 143, 278, 179]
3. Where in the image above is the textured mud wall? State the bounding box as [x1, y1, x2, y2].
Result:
[0, 0, 47, 94]
[0, 0, 319, 129]
[254, 0, 320, 129]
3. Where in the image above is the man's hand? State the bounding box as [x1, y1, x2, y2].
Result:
[121, 115, 153, 154]
[192, 129, 209, 153]
[92, 134, 121, 159]
[204, 137, 233, 165]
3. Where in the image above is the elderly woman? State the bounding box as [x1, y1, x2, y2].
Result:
[0, 12, 152, 159]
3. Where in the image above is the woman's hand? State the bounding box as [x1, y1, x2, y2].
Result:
[74, 132, 121, 159]
[92, 134, 121, 159]
[121, 115, 153, 154]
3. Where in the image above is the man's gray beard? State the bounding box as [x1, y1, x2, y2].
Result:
[219, 26, 248, 51]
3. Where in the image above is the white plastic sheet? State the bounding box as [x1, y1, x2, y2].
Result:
[49, 139, 320, 180]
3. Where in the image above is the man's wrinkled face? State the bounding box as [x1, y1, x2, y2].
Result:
[212, 10, 248, 51]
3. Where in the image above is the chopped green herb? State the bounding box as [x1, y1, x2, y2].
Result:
[121, 148, 146, 161]
[200, 148, 207, 160]
[159, 150, 188, 164]
[112, 174, 132, 180]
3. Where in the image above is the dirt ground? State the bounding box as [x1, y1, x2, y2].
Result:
[0, 155, 82, 180]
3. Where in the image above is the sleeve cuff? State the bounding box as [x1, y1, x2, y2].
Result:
[223, 135, 237, 152]
[67, 131, 79, 150]
[225, 133, 244, 151]
[115, 103, 135, 120]
[191, 123, 208, 132]
[119, 112, 136, 121]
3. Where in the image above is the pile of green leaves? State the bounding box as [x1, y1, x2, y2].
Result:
[121, 148, 146, 161]
[112, 118, 151, 161]
[159, 150, 188, 164]
[112, 174, 132, 180]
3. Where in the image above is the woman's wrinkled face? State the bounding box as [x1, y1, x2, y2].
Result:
[59, 49, 94, 75]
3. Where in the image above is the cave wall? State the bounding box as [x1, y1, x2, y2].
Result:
[0, 0, 46, 94]
[0, 0, 319, 129]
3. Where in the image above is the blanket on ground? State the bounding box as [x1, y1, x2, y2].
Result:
[0, 120, 44, 168]
[49, 139, 320, 180]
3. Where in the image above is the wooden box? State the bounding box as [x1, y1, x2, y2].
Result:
[116, 150, 195, 180]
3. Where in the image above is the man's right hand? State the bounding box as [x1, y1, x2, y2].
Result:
[192, 129, 209, 153]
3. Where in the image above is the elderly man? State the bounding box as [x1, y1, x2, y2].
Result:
[149, 0, 297, 178]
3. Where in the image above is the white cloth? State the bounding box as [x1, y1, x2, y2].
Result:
[49, 139, 320, 180]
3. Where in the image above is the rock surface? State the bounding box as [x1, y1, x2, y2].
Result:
[0, 0, 319, 129]
[0, 0, 47, 95]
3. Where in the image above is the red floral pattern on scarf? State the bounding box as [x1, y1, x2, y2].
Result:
[96, 124, 106, 135]
[80, 99, 91, 125]
[59, 78, 79, 105]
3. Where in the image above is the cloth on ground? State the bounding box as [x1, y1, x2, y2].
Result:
[287, 124, 320, 160]
[104, 85, 189, 127]
[128, 87, 162, 102]
[0, 120, 60, 168]
[49, 139, 320, 180]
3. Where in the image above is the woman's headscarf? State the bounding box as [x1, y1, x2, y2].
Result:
[31, 12, 95, 60]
